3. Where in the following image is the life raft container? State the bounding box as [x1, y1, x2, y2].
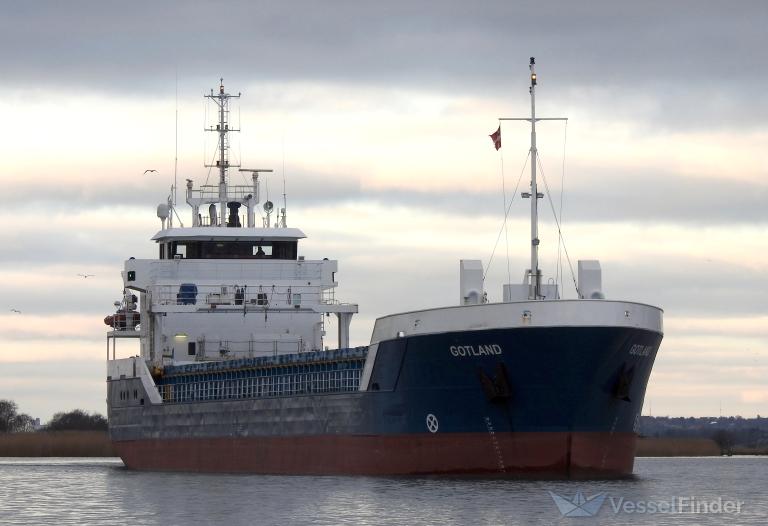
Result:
[104, 310, 140, 330]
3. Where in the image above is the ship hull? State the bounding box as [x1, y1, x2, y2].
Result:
[109, 307, 662, 478]
[113, 431, 636, 477]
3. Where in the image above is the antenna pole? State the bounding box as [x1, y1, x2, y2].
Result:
[174, 68, 179, 209]
[204, 78, 240, 226]
[529, 57, 540, 299]
[282, 137, 287, 227]
[218, 79, 226, 226]
[499, 59, 567, 300]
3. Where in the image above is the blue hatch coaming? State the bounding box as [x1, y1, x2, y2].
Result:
[161, 346, 368, 377]
[154, 347, 369, 403]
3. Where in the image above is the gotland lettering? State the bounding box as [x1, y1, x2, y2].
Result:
[450, 344, 502, 357]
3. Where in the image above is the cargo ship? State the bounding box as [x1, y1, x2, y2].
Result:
[106, 61, 663, 477]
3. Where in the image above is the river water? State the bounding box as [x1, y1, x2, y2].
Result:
[0, 457, 766, 525]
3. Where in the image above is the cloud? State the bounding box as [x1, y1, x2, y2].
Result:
[0, 360, 109, 420]
[740, 389, 768, 404]
[0, 1, 766, 129]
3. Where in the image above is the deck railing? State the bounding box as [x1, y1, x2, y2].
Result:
[152, 284, 323, 308]
[178, 338, 306, 359]
[157, 366, 362, 403]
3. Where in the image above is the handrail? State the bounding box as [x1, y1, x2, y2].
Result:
[152, 283, 338, 308]
[188, 184, 254, 200]
[188, 338, 305, 359]
[157, 367, 362, 403]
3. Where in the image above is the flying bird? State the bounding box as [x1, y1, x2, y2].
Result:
[144, 169, 158, 174]
[10, 308, 21, 314]
[77, 273, 95, 279]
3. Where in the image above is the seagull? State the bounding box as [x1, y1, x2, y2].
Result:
[10, 308, 21, 314]
[77, 273, 95, 279]
[144, 169, 158, 174]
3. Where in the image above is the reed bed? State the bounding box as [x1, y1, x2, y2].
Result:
[636, 437, 721, 457]
[0, 431, 115, 457]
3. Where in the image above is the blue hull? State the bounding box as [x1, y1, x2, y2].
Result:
[110, 325, 661, 476]
[368, 326, 660, 435]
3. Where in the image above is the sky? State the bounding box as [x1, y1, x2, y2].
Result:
[0, 1, 766, 421]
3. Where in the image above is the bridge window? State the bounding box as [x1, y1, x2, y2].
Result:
[253, 245, 272, 257]
[164, 241, 297, 260]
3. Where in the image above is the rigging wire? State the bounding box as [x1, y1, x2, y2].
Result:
[174, 68, 178, 208]
[203, 97, 208, 170]
[556, 120, 568, 288]
[499, 145, 512, 286]
[237, 102, 242, 172]
[536, 154, 579, 296]
[483, 151, 530, 281]
[282, 134, 287, 225]
[202, 135, 219, 187]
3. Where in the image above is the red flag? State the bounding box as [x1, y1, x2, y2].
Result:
[490, 126, 501, 150]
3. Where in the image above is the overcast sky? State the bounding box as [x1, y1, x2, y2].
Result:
[1, 1, 766, 420]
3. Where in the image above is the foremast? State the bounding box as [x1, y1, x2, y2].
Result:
[500, 57, 567, 300]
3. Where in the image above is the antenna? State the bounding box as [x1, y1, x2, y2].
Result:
[174, 67, 179, 209]
[281, 136, 287, 227]
[239, 169, 273, 228]
[499, 58, 567, 300]
[204, 78, 241, 226]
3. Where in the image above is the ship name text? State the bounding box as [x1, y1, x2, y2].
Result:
[450, 344, 502, 357]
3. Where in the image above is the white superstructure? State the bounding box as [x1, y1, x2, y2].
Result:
[107, 80, 357, 366]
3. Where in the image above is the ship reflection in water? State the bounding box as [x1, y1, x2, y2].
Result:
[0, 457, 766, 525]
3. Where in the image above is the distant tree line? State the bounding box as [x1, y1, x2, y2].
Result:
[640, 415, 768, 451]
[0, 399, 107, 432]
[0, 400, 34, 433]
[48, 409, 107, 431]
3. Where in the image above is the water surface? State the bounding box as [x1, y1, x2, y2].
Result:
[0, 457, 766, 525]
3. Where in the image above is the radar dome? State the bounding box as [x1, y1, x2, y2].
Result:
[157, 203, 170, 219]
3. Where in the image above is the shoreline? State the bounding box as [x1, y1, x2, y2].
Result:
[636, 437, 768, 457]
[0, 431, 115, 457]
[1, 433, 765, 458]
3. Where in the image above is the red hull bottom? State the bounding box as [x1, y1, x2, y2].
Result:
[113, 432, 637, 478]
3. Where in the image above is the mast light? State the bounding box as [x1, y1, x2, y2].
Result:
[531, 73, 537, 85]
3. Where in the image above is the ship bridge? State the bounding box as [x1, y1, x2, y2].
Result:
[151, 227, 305, 260]
[106, 79, 357, 367]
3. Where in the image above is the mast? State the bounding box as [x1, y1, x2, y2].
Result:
[204, 79, 241, 226]
[499, 58, 567, 300]
[529, 57, 540, 299]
